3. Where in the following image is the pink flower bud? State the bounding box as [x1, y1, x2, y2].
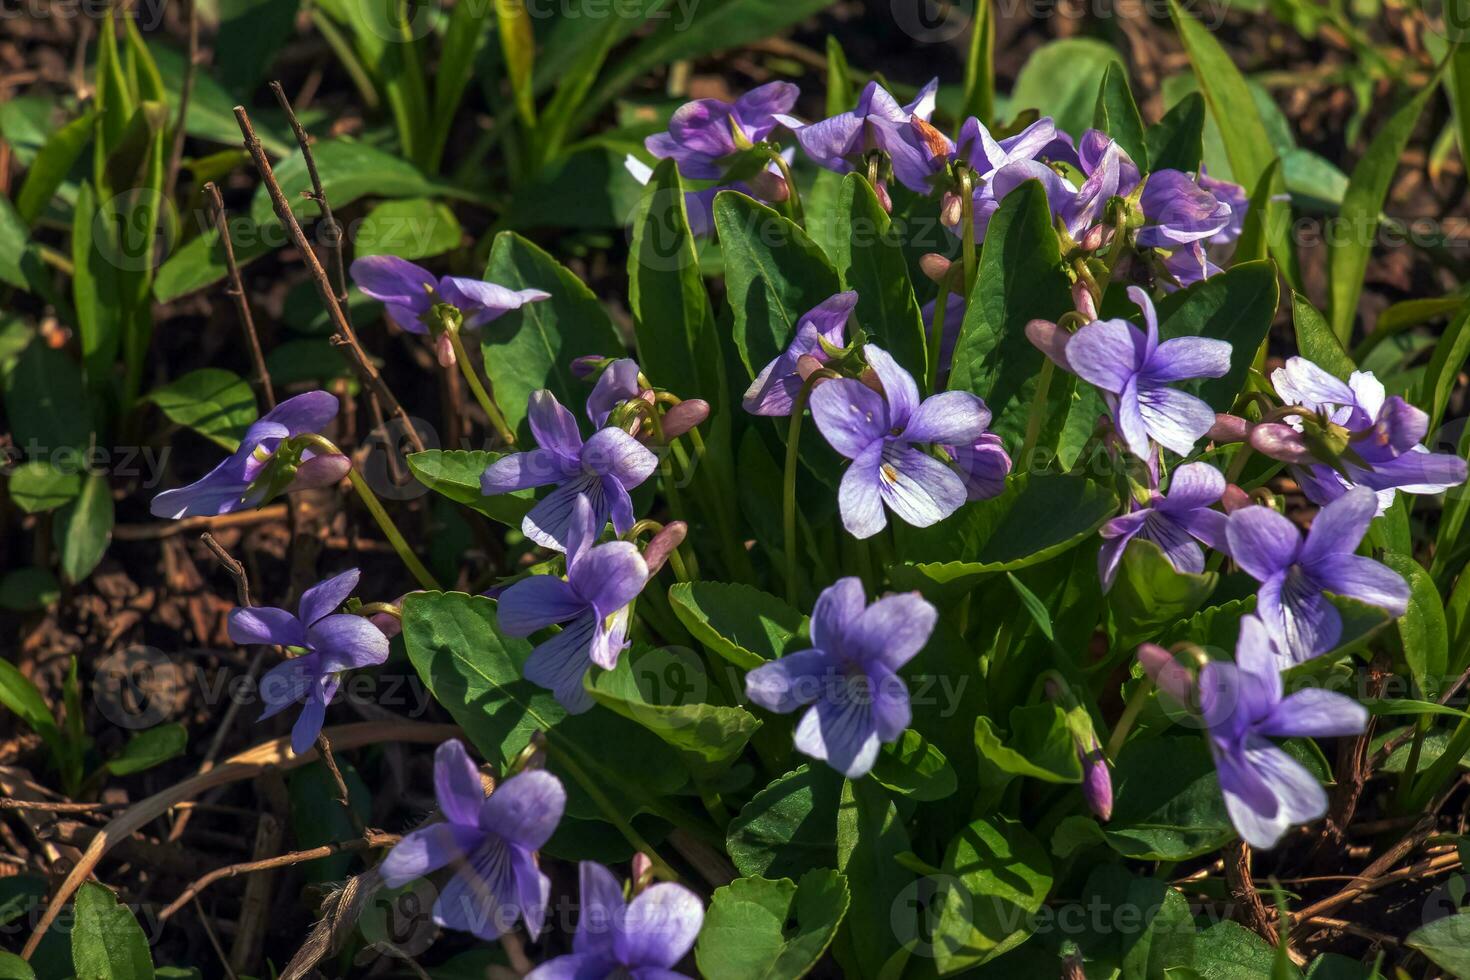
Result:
[919, 253, 952, 284]
[940, 191, 963, 227]
[1221, 484, 1251, 513]
[630, 852, 654, 893]
[288, 453, 351, 492]
[1249, 422, 1315, 463]
[1137, 643, 1195, 708]
[795, 354, 826, 381]
[642, 521, 688, 577]
[1079, 223, 1110, 252]
[660, 399, 709, 440]
[749, 169, 790, 204]
[1207, 413, 1251, 444]
[875, 181, 892, 215]
[1081, 747, 1113, 822]
[435, 332, 456, 368]
[1071, 281, 1098, 323]
[1025, 319, 1072, 371]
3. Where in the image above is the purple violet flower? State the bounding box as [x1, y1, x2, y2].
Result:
[1061, 286, 1232, 460]
[586, 357, 645, 427]
[1059, 133, 1138, 238]
[1270, 357, 1468, 511]
[496, 494, 649, 712]
[778, 79, 939, 179]
[1199, 167, 1249, 245]
[945, 432, 1012, 501]
[527, 862, 704, 979]
[645, 81, 798, 179]
[229, 569, 389, 753]
[809, 345, 991, 538]
[349, 256, 550, 335]
[1136, 169, 1234, 249]
[150, 391, 346, 519]
[943, 117, 1076, 241]
[743, 291, 858, 416]
[380, 740, 565, 940]
[623, 153, 790, 238]
[1225, 487, 1410, 664]
[481, 390, 659, 551]
[1159, 241, 1224, 291]
[745, 577, 936, 778]
[1097, 461, 1231, 589]
[1201, 614, 1367, 848]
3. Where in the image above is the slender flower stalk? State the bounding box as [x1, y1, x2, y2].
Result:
[443, 323, 516, 446]
[783, 375, 821, 605]
[927, 278, 950, 395]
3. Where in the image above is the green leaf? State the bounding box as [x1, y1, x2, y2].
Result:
[1329, 80, 1442, 343]
[0, 197, 38, 291]
[1146, 93, 1206, 174]
[5, 340, 91, 453]
[1191, 921, 1298, 980]
[713, 191, 841, 380]
[353, 197, 464, 260]
[1406, 911, 1470, 975]
[0, 568, 61, 611]
[1416, 297, 1470, 433]
[496, 0, 537, 125]
[1108, 538, 1218, 650]
[585, 645, 762, 763]
[835, 778, 912, 973]
[894, 474, 1117, 597]
[144, 368, 257, 450]
[105, 723, 187, 776]
[830, 174, 928, 380]
[0, 659, 61, 753]
[71, 181, 123, 394]
[1105, 736, 1233, 861]
[1291, 292, 1356, 381]
[0, 951, 35, 980]
[695, 870, 851, 980]
[55, 473, 114, 585]
[946, 181, 1073, 449]
[405, 450, 534, 527]
[974, 702, 1083, 785]
[931, 816, 1053, 973]
[626, 159, 723, 403]
[71, 882, 154, 980]
[480, 232, 623, 436]
[8, 461, 81, 514]
[214, 0, 300, 94]
[1384, 553, 1448, 700]
[1074, 865, 1197, 977]
[668, 581, 807, 670]
[15, 110, 94, 225]
[1153, 260, 1280, 412]
[728, 765, 844, 880]
[1093, 62, 1149, 171]
[288, 759, 373, 881]
[870, 729, 957, 801]
[1012, 38, 1124, 138]
[248, 139, 457, 228]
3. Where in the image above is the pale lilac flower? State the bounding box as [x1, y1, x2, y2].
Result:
[527, 862, 704, 979]
[229, 569, 389, 753]
[743, 291, 857, 416]
[944, 117, 1077, 241]
[646, 81, 798, 179]
[1270, 357, 1467, 511]
[809, 345, 990, 538]
[1136, 170, 1234, 248]
[1225, 488, 1410, 664]
[496, 494, 648, 712]
[945, 432, 1011, 501]
[623, 153, 790, 237]
[1201, 614, 1367, 848]
[586, 358, 644, 427]
[778, 79, 938, 179]
[1097, 461, 1230, 589]
[1159, 241, 1224, 290]
[745, 577, 936, 778]
[1199, 167, 1249, 245]
[349, 256, 548, 335]
[1062, 286, 1231, 459]
[380, 741, 564, 940]
[1059, 133, 1138, 238]
[481, 390, 658, 551]
[150, 391, 346, 519]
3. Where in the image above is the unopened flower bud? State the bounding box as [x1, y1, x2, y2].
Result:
[288, 453, 351, 492]
[570, 355, 610, 379]
[631, 852, 655, 894]
[1207, 413, 1251, 444]
[642, 521, 688, 577]
[1221, 483, 1252, 513]
[1071, 280, 1098, 323]
[874, 181, 893, 214]
[1025, 319, 1072, 371]
[1249, 422, 1315, 464]
[435, 332, 456, 368]
[1137, 643, 1195, 708]
[369, 596, 408, 639]
[940, 190, 963, 227]
[661, 399, 709, 440]
[920, 253, 952, 284]
[795, 354, 826, 381]
[1081, 746, 1113, 822]
[1079, 223, 1111, 252]
[749, 169, 789, 204]
[1060, 944, 1087, 980]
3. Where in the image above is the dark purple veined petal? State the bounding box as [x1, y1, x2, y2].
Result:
[734, 81, 801, 139]
[845, 592, 936, 671]
[1136, 384, 1217, 456]
[946, 432, 1011, 502]
[567, 541, 647, 620]
[1136, 170, 1231, 247]
[481, 448, 579, 495]
[837, 442, 889, 539]
[497, 574, 586, 637]
[563, 493, 601, 566]
[1298, 487, 1377, 566]
[1305, 553, 1409, 618]
[581, 427, 658, 490]
[744, 648, 838, 714]
[587, 606, 631, 672]
[792, 111, 864, 172]
[793, 680, 881, 779]
[432, 836, 521, 940]
[349, 255, 435, 312]
[297, 568, 361, 628]
[439, 279, 550, 330]
[1270, 357, 1357, 415]
[379, 821, 484, 888]
[435, 739, 488, 827]
[1233, 614, 1289, 692]
[290, 678, 335, 754]
[863, 345, 920, 430]
[1064, 318, 1145, 394]
[524, 614, 599, 713]
[586, 358, 642, 426]
[874, 443, 969, 530]
[866, 662, 912, 742]
[229, 605, 307, 648]
[1157, 462, 1225, 512]
[810, 576, 865, 653]
[523, 475, 605, 553]
[1140, 512, 1206, 576]
[1097, 509, 1150, 591]
[510, 845, 553, 940]
[573, 861, 626, 959]
[1258, 569, 1342, 664]
[1144, 336, 1233, 384]
[1357, 447, 1469, 495]
[1219, 735, 1327, 849]
[615, 881, 705, 970]
[256, 655, 320, 720]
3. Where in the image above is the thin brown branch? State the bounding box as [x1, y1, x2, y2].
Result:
[113, 504, 287, 541]
[161, 831, 398, 921]
[205, 182, 275, 409]
[315, 731, 365, 838]
[200, 532, 253, 608]
[1225, 841, 1279, 946]
[162, 0, 199, 202]
[232, 105, 426, 456]
[193, 899, 240, 980]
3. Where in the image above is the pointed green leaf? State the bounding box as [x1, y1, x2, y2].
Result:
[695, 870, 851, 980]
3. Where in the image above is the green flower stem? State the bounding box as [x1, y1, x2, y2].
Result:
[783, 378, 821, 605]
[682, 426, 756, 585]
[544, 740, 679, 881]
[927, 277, 951, 395]
[768, 148, 805, 228]
[641, 404, 698, 582]
[958, 169, 977, 295]
[1104, 676, 1154, 760]
[347, 469, 441, 591]
[1017, 359, 1055, 470]
[445, 328, 516, 446]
